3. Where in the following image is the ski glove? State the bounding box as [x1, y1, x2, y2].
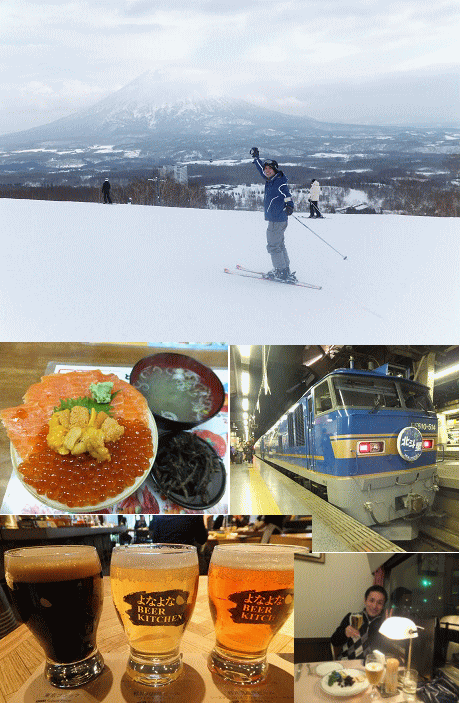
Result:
[284, 203, 294, 216]
[250, 147, 259, 158]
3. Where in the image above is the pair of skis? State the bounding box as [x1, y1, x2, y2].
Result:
[224, 265, 322, 290]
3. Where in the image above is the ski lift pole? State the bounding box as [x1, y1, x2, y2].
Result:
[293, 215, 348, 260]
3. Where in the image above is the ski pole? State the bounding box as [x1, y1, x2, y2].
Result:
[293, 215, 348, 260]
[311, 201, 322, 217]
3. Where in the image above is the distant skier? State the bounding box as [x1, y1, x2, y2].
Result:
[308, 178, 323, 218]
[249, 147, 296, 283]
[102, 178, 112, 204]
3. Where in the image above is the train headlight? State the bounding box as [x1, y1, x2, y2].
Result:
[358, 441, 384, 455]
[422, 439, 434, 449]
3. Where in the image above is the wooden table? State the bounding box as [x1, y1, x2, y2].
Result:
[0, 343, 228, 506]
[206, 529, 264, 546]
[0, 575, 293, 702]
[270, 534, 313, 551]
[295, 661, 421, 702]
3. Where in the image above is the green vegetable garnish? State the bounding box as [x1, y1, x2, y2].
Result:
[328, 671, 342, 686]
[53, 384, 120, 416]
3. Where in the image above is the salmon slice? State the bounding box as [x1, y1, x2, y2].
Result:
[1, 371, 150, 460]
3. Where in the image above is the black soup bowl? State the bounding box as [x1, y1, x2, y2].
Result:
[130, 352, 225, 432]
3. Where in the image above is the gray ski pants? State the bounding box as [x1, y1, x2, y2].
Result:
[266, 220, 290, 269]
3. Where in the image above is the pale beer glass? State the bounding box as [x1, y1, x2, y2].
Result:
[208, 544, 300, 684]
[365, 651, 385, 699]
[4, 545, 104, 688]
[110, 543, 199, 686]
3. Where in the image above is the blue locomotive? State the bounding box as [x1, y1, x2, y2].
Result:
[254, 364, 440, 539]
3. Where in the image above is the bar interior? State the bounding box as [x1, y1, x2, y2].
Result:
[0, 514, 311, 700]
[295, 551, 459, 702]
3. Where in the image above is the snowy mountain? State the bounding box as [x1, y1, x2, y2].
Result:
[0, 71, 323, 154]
[0, 70, 458, 184]
[1, 197, 457, 341]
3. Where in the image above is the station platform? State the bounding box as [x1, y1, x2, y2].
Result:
[437, 458, 459, 490]
[422, 457, 459, 549]
[230, 457, 406, 553]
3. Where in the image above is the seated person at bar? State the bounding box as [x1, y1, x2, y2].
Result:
[331, 586, 388, 659]
[149, 515, 208, 546]
[390, 586, 412, 617]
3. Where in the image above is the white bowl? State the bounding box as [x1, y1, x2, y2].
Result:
[11, 411, 158, 513]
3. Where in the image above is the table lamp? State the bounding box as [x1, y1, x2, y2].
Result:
[379, 617, 419, 671]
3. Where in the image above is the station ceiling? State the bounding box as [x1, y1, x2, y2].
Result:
[230, 345, 459, 442]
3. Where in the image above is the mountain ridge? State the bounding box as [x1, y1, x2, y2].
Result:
[0, 70, 382, 157]
[0, 71, 457, 183]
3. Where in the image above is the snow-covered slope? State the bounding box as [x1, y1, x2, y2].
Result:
[0, 198, 457, 341]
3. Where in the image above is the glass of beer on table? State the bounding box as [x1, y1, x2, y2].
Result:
[207, 544, 302, 684]
[110, 543, 199, 686]
[364, 650, 385, 699]
[4, 545, 104, 688]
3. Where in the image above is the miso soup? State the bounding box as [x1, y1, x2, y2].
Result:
[133, 366, 213, 422]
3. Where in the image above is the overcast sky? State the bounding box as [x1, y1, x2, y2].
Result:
[1, 0, 459, 134]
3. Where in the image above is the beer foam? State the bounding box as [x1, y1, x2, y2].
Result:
[210, 544, 297, 570]
[5, 546, 101, 583]
[110, 544, 198, 570]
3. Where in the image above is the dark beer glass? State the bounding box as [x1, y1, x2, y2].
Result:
[5, 545, 104, 688]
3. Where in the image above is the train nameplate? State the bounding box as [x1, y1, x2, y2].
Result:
[397, 426, 423, 462]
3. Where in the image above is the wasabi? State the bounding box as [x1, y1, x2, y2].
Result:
[90, 382, 114, 404]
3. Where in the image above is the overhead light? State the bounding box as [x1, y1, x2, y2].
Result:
[237, 346, 251, 359]
[242, 398, 249, 411]
[433, 363, 459, 380]
[242, 412, 248, 420]
[241, 371, 250, 394]
[304, 353, 324, 366]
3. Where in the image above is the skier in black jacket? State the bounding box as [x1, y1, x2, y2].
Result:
[102, 178, 112, 204]
[250, 147, 296, 283]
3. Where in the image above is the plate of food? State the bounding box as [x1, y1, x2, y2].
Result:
[1, 370, 158, 512]
[316, 662, 344, 677]
[320, 669, 369, 697]
[151, 430, 226, 510]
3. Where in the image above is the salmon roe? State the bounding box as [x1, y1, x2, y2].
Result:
[18, 420, 153, 507]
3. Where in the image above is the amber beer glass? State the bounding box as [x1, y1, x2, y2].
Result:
[208, 544, 301, 684]
[110, 544, 199, 686]
[4, 545, 104, 688]
[350, 612, 363, 630]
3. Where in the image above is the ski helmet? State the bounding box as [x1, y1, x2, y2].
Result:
[263, 159, 278, 172]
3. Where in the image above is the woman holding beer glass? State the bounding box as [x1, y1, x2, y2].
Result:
[207, 544, 303, 684]
[4, 545, 104, 688]
[110, 543, 199, 686]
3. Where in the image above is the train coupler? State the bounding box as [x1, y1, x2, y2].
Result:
[394, 493, 428, 514]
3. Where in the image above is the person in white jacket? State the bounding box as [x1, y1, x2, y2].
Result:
[308, 178, 323, 218]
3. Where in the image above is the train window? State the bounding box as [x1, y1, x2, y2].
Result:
[287, 413, 295, 446]
[332, 375, 401, 408]
[294, 404, 305, 445]
[399, 382, 435, 412]
[314, 381, 333, 414]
